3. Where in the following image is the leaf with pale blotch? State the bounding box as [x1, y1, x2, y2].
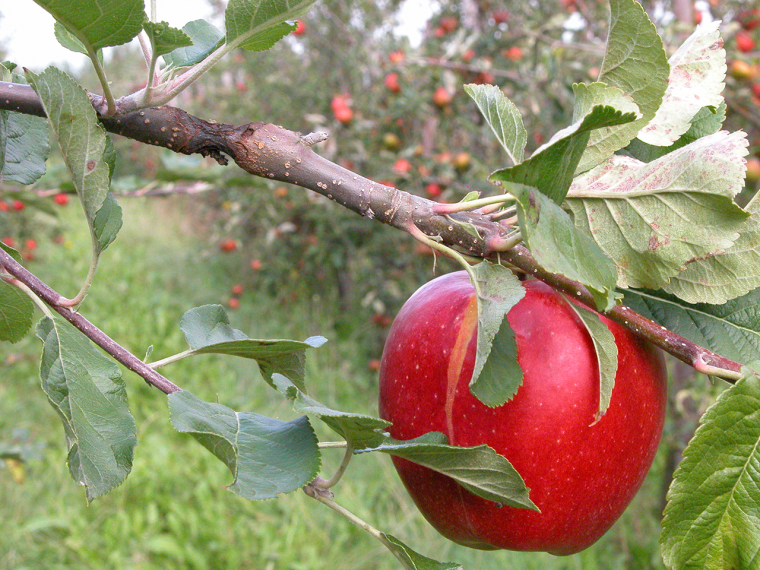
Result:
[225, 0, 316, 51]
[26, 68, 113, 237]
[662, 192, 760, 304]
[661, 370, 760, 570]
[626, 103, 726, 163]
[563, 299, 618, 420]
[622, 288, 760, 366]
[179, 304, 326, 391]
[272, 374, 390, 450]
[571, 82, 640, 174]
[511, 184, 619, 311]
[0, 68, 49, 185]
[143, 21, 193, 58]
[638, 22, 725, 146]
[382, 534, 464, 570]
[163, 20, 225, 68]
[34, 0, 145, 50]
[492, 104, 637, 204]
[0, 280, 34, 343]
[169, 390, 320, 501]
[565, 131, 749, 291]
[580, 0, 669, 172]
[358, 432, 537, 510]
[464, 84, 526, 165]
[468, 262, 525, 407]
[36, 317, 136, 501]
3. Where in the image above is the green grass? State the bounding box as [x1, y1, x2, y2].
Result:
[1, 198, 665, 570]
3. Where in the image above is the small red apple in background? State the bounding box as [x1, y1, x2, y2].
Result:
[389, 50, 405, 64]
[728, 59, 758, 80]
[231, 284, 244, 296]
[12, 200, 24, 211]
[393, 158, 413, 175]
[746, 156, 760, 185]
[292, 20, 306, 36]
[219, 238, 237, 253]
[492, 9, 510, 24]
[379, 272, 667, 554]
[250, 258, 263, 270]
[25, 238, 37, 251]
[0, 202, 9, 212]
[505, 46, 523, 61]
[53, 193, 69, 206]
[736, 32, 755, 53]
[752, 83, 760, 99]
[453, 152, 471, 171]
[433, 87, 453, 107]
[227, 297, 240, 310]
[331, 95, 354, 124]
[693, 10, 703, 25]
[738, 9, 760, 31]
[1, 237, 15, 248]
[440, 16, 458, 33]
[425, 183, 443, 198]
[384, 72, 401, 93]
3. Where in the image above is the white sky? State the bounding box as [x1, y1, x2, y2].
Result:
[0, 1, 430, 70]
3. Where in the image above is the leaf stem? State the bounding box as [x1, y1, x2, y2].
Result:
[87, 46, 116, 116]
[432, 194, 515, 215]
[57, 242, 100, 308]
[147, 349, 196, 369]
[406, 222, 478, 284]
[1, 275, 54, 319]
[318, 441, 348, 449]
[322, 443, 354, 489]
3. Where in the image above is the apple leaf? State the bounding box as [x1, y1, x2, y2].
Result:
[0, 66, 50, 185]
[358, 433, 538, 511]
[622, 288, 760, 366]
[660, 192, 760, 304]
[491, 104, 638, 204]
[92, 193, 123, 253]
[143, 21, 194, 58]
[563, 299, 618, 420]
[625, 102, 726, 163]
[33, 0, 146, 50]
[637, 21, 725, 147]
[565, 131, 749, 292]
[26, 67, 119, 254]
[36, 316, 137, 501]
[179, 304, 327, 391]
[464, 84, 526, 165]
[468, 261, 525, 407]
[382, 534, 464, 570]
[660, 368, 760, 569]
[570, 82, 641, 174]
[510, 184, 619, 311]
[169, 390, 320, 500]
[0, 280, 34, 343]
[271, 374, 390, 450]
[578, 0, 668, 173]
[225, 0, 316, 51]
[163, 20, 225, 68]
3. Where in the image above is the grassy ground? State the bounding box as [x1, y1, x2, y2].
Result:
[1, 198, 665, 570]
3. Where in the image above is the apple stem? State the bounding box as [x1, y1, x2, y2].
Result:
[306, 493, 413, 570]
[322, 442, 355, 489]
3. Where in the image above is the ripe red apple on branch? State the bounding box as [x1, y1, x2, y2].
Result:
[379, 272, 667, 554]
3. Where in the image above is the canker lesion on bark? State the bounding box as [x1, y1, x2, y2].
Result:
[0, 80, 745, 383]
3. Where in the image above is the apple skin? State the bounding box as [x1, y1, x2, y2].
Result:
[378, 272, 667, 555]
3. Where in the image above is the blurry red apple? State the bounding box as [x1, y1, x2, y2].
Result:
[737, 32, 755, 53]
[292, 20, 306, 36]
[384, 72, 401, 93]
[379, 272, 667, 555]
[433, 87, 453, 107]
[54, 193, 69, 206]
[219, 238, 237, 252]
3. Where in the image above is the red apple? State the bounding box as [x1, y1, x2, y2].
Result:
[227, 297, 240, 310]
[493, 9, 510, 24]
[12, 200, 24, 211]
[737, 32, 755, 53]
[292, 20, 306, 36]
[433, 87, 453, 107]
[746, 156, 760, 184]
[384, 72, 401, 93]
[425, 183, 443, 198]
[219, 238, 237, 252]
[393, 158, 413, 175]
[54, 193, 69, 206]
[378, 272, 667, 555]
[334, 105, 353, 125]
[250, 258, 263, 270]
[389, 50, 405, 64]
[505, 46, 523, 61]
[440, 16, 458, 33]
[231, 284, 244, 296]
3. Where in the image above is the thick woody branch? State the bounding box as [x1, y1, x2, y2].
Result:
[0, 81, 746, 381]
[0, 249, 181, 395]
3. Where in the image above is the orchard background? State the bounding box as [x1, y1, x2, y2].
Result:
[1, 0, 760, 569]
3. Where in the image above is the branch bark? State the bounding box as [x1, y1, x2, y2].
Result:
[0, 80, 745, 382]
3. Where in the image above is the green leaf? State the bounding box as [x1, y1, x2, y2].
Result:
[565, 131, 749, 291]
[168, 390, 320, 500]
[0, 280, 34, 343]
[622, 288, 760, 366]
[225, 0, 316, 52]
[0, 67, 50, 185]
[661, 371, 760, 569]
[582, 0, 669, 172]
[571, 82, 641, 173]
[468, 262, 525, 407]
[382, 534, 464, 570]
[491, 104, 637, 204]
[0, 241, 22, 263]
[92, 193, 123, 253]
[358, 433, 537, 511]
[33, 0, 146, 50]
[625, 103, 726, 163]
[272, 374, 390, 450]
[637, 21, 725, 147]
[36, 316, 137, 501]
[563, 299, 618, 420]
[143, 21, 194, 58]
[26, 68, 113, 233]
[661, 191, 760, 304]
[464, 84, 526, 165]
[163, 20, 225, 68]
[179, 304, 327, 391]
[511, 184, 619, 311]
